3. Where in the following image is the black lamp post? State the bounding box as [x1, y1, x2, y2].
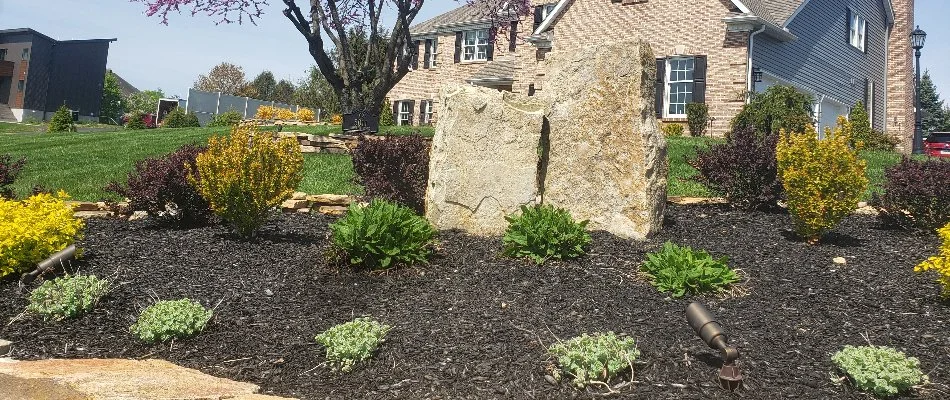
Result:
[912, 26, 927, 154]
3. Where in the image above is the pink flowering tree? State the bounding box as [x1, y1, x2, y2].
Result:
[137, 0, 531, 130]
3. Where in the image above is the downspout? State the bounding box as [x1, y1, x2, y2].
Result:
[746, 24, 767, 101]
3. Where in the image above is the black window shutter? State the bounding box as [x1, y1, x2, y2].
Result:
[533, 6, 543, 32]
[424, 39, 432, 69]
[419, 100, 427, 124]
[487, 33, 495, 61]
[407, 100, 416, 125]
[655, 58, 666, 118]
[846, 8, 852, 44]
[693, 55, 707, 104]
[509, 21, 518, 52]
[412, 40, 421, 70]
[392, 100, 399, 124]
[454, 32, 462, 63]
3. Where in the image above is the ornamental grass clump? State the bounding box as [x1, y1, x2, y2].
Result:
[315, 317, 391, 372]
[130, 299, 213, 343]
[27, 274, 111, 321]
[502, 204, 591, 264]
[330, 199, 436, 270]
[0, 191, 84, 279]
[915, 222, 950, 297]
[548, 332, 639, 388]
[832, 345, 926, 397]
[776, 120, 868, 243]
[641, 242, 739, 298]
[191, 125, 303, 237]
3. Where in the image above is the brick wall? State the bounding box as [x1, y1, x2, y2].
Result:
[886, 0, 914, 153]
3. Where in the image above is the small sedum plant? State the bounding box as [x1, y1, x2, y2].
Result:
[832, 345, 926, 397]
[130, 299, 213, 343]
[330, 199, 436, 269]
[642, 242, 739, 298]
[27, 274, 110, 321]
[915, 222, 950, 297]
[503, 204, 591, 264]
[315, 317, 392, 372]
[548, 332, 640, 388]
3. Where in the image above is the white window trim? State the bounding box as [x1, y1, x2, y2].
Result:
[849, 11, 867, 52]
[424, 100, 433, 125]
[427, 39, 438, 68]
[663, 57, 695, 119]
[397, 101, 412, 126]
[462, 29, 489, 62]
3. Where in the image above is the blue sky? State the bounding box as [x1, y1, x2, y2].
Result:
[1, 0, 946, 100]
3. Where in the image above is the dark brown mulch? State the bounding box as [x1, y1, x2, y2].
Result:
[2, 204, 949, 399]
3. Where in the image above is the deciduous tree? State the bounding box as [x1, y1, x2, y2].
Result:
[126, 89, 166, 114]
[194, 62, 248, 96]
[273, 79, 296, 104]
[100, 70, 126, 123]
[249, 71, 277, 101]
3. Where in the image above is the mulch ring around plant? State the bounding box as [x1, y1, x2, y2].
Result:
[2, 204, 948, 399]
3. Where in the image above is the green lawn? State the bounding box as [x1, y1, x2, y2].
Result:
[0, 121, 44, 134]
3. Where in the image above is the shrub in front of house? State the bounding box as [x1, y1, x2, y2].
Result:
[831, 345, 926, 397]
[841, 102, 898, 151]
[914, 222, 950, 297]
[124, 111, 149, 130]
[0, 191, 84, 279]
[27, 274, 111, 321]
[731, 85, 814, 136]
[661, 123, 685, 137]
[689, 126, 783, 210]
[547, 332, 640, 388]
[106, 144, 212, 226]
[685, 103, 709, 137]
[641, 242, 739, 298]
[315, 317, 392, 372]
[0, 154, 26, 199]
[130, 299, 213, 343]
[776, 122, 868, 243]
[162, 108, 201, 128]
[502, 204, 591, 265]
[330, 199, 436, 270]
[351, 134, 430, 214]
[47, 105, 76, 133]
[190, 126, 303, 237]
[872, 157, 950, 231]
[208, 110, 244, 127]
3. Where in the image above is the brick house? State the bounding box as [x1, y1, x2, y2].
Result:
[387, 0, 915, 149]
[0, 28, 116, 123]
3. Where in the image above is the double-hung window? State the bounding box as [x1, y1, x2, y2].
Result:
[849, 11, 867, 52]
[398, 101, 412, 126]
[665, 57, 695, 118]
[463, 29, 489, 62]
[425, 39, 438, 68]
[423, 100, 433, 125]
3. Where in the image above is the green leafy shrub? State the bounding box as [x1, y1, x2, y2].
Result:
[731, 85, 814, 136]
[330, 199, 436, 269]
[685, 103, 709, 136]
[502, 204, 591, 264]
[47, 105, 76, 133]
[27, 274, 110, 321]
[548, 332, 639, 388]
[130, 299, 213, 343]
[832, 345, 926, 397]
[0, 192, 84, 279]
[208, 110, 244, 127]
[125, 111, 148, 130]
[641, 242, 739, 297]
[315, 317, 392, 372]
[662, 123, 685, 137]
[162, 108, 200, 128]
[844, 103, 897, 151]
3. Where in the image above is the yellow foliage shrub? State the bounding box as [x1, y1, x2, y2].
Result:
[0, 191, 84, 278]
[776, 123, 868, 243]
[275, 108, 295, 121]
[297, 108, 315, 122]
[255, 106, 276, 120]
[916, 223, 950, 297]
[331, 114, 343, 125]
[190, 125, 304, 237]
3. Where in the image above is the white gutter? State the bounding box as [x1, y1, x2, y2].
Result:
[533, 0, 571, 35]
[747, 24, 767, 99]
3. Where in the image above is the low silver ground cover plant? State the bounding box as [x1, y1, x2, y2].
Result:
[27, 274, 111, 321]
[832, 345, 927, 397]
[315, 317, 392, 372]
[548, 332, 640, 388]
[130, 299, 213, 343]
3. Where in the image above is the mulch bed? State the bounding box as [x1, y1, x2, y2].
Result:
[2, 204, 949, 399]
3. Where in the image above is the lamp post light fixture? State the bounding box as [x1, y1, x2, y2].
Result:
[751, 67, 764, 93]
[912, 25, 927, 154]
[685, 302, 743, 391]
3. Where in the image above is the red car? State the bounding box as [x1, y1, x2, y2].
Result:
[924, 132, 950, 158]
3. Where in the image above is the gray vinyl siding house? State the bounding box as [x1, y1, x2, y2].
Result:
[747, 0, 892, 134]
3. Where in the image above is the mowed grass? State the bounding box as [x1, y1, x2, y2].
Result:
[0, 121, 44, 134]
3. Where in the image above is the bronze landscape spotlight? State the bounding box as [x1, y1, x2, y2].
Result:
[21, 244, 77, 284]
[685, 302, 743, 391]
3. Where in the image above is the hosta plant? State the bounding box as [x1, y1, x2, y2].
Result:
[502, 204, 591, 264]
[832, 345, 926, 397]
[27, 274, 111, 321]
[130, 299, 213, 343]
[548, 332, 639, 388]
[330, 199, 436, 270]
[315, 317, 392, 372]
[641, 242, 739, 298]
[915, 222, 950, 297]
[0, 191, 84, 279]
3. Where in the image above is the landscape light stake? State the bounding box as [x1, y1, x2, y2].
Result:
[21, 244, 77, 284]
[685, 302, 743, 391]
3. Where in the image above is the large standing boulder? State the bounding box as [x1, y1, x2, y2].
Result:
[426, 85, 547, 236]
[539, 40, 667, 240]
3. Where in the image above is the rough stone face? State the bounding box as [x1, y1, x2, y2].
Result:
[0, 358, 295, 400]
[539, 40, 667, 240]
[426, 85, 547, 236]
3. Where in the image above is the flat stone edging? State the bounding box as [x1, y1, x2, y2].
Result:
[67, 193, 356, 220]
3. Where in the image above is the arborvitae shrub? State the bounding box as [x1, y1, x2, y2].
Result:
[872, 157, 950, 231]
[502, 204, 591, 264]
[689, 126, 783, 210]
[162, 108, 200, 128]
[916, 222, 950, 297]
[842, 103, 898, 151]
[351, 135, 430, 214]
[731, 85, 814, 136]
[208, 110, 244, 127]
[130, 299, 213, 343]
[191, 126, 303, 237]
[0, 154, 26, 199]
[0, 191, 84, 279]
[685, 103, 709, 136]
[776, 123, 868, 243]
[27, 274, 111, 321]
[47, 105, 76, 133]
[106, 144, 212, 226]
[330, 199, 436, 270]
[662, 123, 685, 137]
[379, 99, 395, 127]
